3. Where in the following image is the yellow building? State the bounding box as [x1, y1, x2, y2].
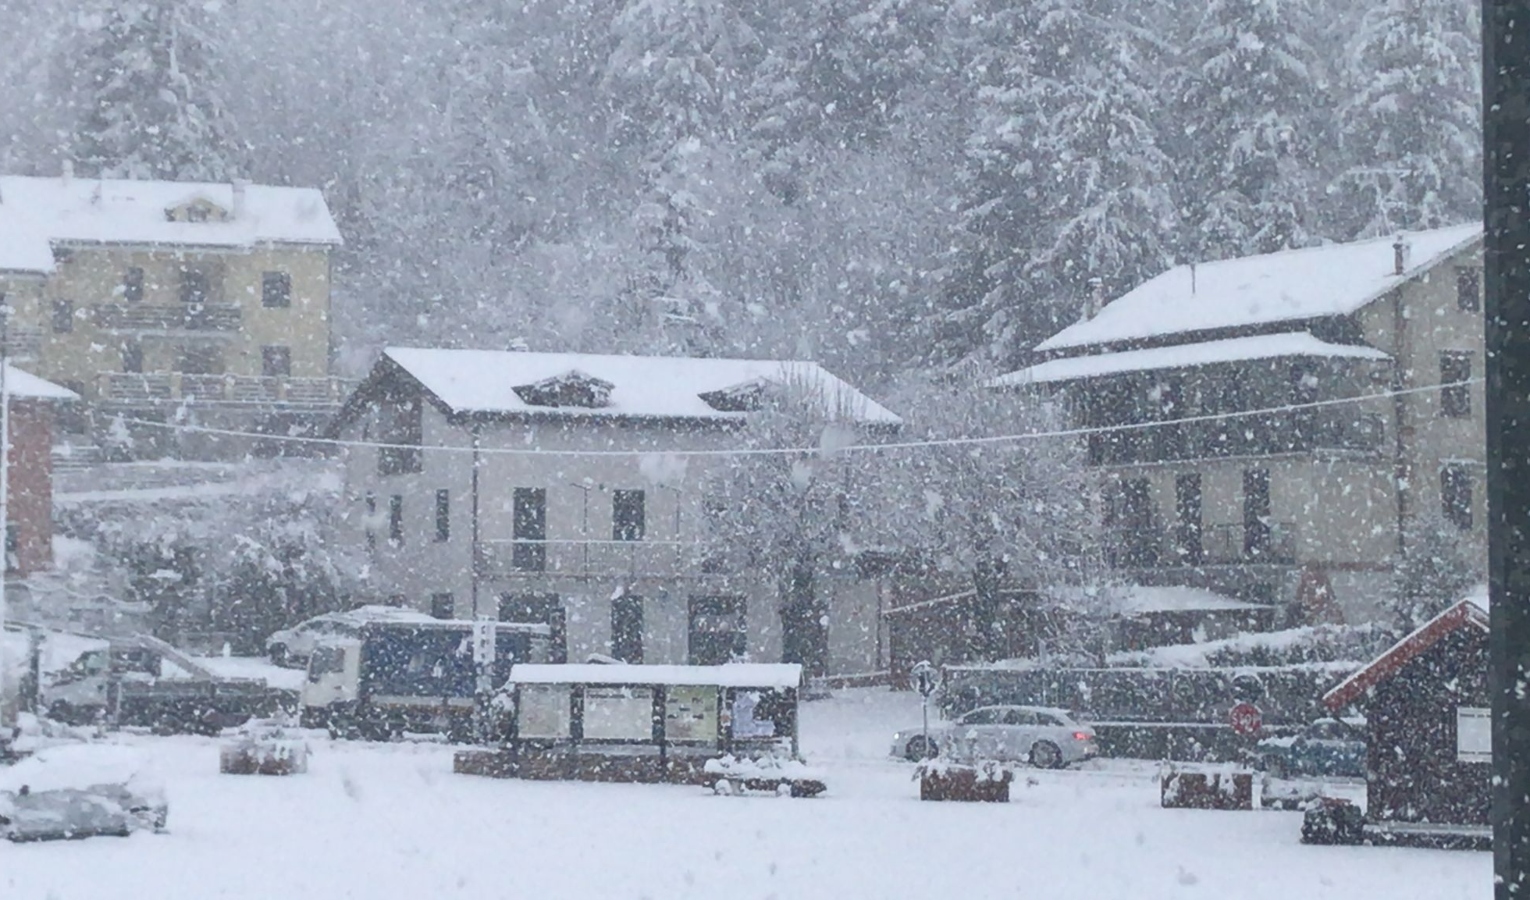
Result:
[0, 173, 343, 454]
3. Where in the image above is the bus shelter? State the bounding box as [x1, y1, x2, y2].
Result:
[470, 663, 803, 784]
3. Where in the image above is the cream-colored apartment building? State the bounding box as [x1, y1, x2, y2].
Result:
[0, 173, 343, 454]
[997, 224, 1486, 624]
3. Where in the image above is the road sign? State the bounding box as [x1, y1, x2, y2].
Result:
[911, 661, 938, 698]
[1230, 702, 1262, 736]
[472, 618, 496, 666]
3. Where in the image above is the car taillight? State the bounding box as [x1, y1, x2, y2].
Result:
[1072, 731, 1091, 741]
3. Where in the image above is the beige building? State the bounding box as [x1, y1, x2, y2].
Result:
[996, 224, 1486, 624]
[328, 348, 902, 677]
[0, 173, 343, 455]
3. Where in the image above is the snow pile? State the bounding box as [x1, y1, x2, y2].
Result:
[995, 332, 1389, 386]
[1107, 624, 1388, 670]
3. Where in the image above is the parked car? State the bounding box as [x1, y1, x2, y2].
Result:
[890, 705, 1099, 768]
[266, 606, 437, 667]
[0, 744, 168, 842]
[1255, 717, 1366, 779]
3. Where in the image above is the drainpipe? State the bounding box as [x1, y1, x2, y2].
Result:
[471, 423, 481, 618]
[1391, 291, 1409, 565]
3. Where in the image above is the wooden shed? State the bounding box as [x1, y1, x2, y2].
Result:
[458, 663, 803, 784]
[1320, 588, 1489, 847]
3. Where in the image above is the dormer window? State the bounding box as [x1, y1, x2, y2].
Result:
[699, 378, 770, 412]
[513, 370, 614, 409]
[163, 196, 230, 223]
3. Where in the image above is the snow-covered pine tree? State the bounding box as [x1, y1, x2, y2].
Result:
[600, 0, 763, 356]
[66, 0, 238, 181]
[930, 1, 1174, 369]
[1170, 0, 1328, 260]
[1328, 0, 1481, 239]
[1392, 513, 1481, 633]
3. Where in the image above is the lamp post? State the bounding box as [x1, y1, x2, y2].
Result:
[1484, 3, 1530, 893]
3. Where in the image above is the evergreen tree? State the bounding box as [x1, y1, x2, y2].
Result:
[1171, 0, 1328, 259]
[931, 1, 1174, 369]
[1392, 514, 1481, 632]
[1328, 0, 1481, 238]
[67, 0, 238, 180]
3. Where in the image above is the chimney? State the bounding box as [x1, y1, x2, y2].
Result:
[231, 179, 248, 219]
[1083, 277, 1106, 321]
[60, 159, 73, 185]
[1393, 235, 1410, 275]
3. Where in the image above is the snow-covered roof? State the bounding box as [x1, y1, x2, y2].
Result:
[380, 347, 902, 425]
[3, 365, 78, 401]
[508, 663, 804, 688]
[1036, 222, 1482, 352]
[991, 332, 1389, 387]
[0, 175, 342, 274]
[1322, 585, 1490, 710]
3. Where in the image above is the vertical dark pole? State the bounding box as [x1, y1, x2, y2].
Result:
[1485, 3, 1530, 894]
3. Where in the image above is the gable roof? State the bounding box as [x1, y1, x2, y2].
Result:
[341, 347, 902, 426]
[991, 332, 1390, 387]
[1321, 585, 1488, 711]
[1036, 222, 1482, 353]
[0, 175, 342, 274]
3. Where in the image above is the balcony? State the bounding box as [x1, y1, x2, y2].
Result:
[1087, 411, 1385, 466]
[1105, 521, 1298, 570]
[474, 539, 712, 581]
[93, 304, 242, 333]
[96, 373, 354, 407]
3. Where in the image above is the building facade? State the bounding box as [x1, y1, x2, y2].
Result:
[0, 173, 344, 455]
[996, 224, 1486, 624]
[329, 348, 902, 677]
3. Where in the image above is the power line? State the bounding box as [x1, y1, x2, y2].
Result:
[109, 378, 1481, 460]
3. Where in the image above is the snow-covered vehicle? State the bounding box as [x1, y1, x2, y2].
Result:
[1255, 717, 1366, 779]
[890, 704, 1100, 768]
[0, 744, 167, 842]
[300, 619, 552, 740]
[266, 605, 441, 667]
[41, 635, 286, 735]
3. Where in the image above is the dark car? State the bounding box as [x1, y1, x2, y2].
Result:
[1256, 717, 1366, 779]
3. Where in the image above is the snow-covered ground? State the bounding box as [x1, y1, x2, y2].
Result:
[0, 689, 1488, 900]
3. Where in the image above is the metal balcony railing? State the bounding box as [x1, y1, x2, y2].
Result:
[93, 303, 242, 332]
[474, 539, 713, 580]
[1087, 412, 1385, 466]
[96, 373, 354, 407]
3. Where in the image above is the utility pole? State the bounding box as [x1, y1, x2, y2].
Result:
[0, 301, 11, 738]
[1483, 3, 1530, 894]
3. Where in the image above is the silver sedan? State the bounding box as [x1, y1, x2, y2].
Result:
[891, 705, 1100, 769]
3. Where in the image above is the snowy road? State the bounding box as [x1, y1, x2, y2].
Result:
[0, 689, 1488, 900]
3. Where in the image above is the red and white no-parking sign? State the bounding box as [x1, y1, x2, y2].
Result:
[1229, 702, 1263, 736]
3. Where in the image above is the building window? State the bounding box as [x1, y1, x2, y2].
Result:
[123, 267, 145, 303]
[688, 595, 746, 665]
[612, 594, 644, 663]
[364, 492, 377, 552]
[261, 345, 291, 378]
[1457, 267, 1482, 312]
[377, 398, 423, 475]
[498, 592, 567, 663]
[388, 494, 404, 545]
[179, 268, 210, 306]
[386, 593, 408, 607]
[1441, 351, 1472, 418]
[1442, 464, 1474, 531]
[178, 344, 224, 375]
[5, 522, 17, 573]
[430, 592, 455, 620]
[1458, 707, 1490, 763]
[262, 271, 292, 308]
[121, 342, 144, 374]
[613, 489, 645, 541]
[512, 488, 547, 571]
[1174, 473, 1203, 566]
[1243, 468, 1272, 558]
[435, 489, 450, 542]
[51, 299, 73, 333]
